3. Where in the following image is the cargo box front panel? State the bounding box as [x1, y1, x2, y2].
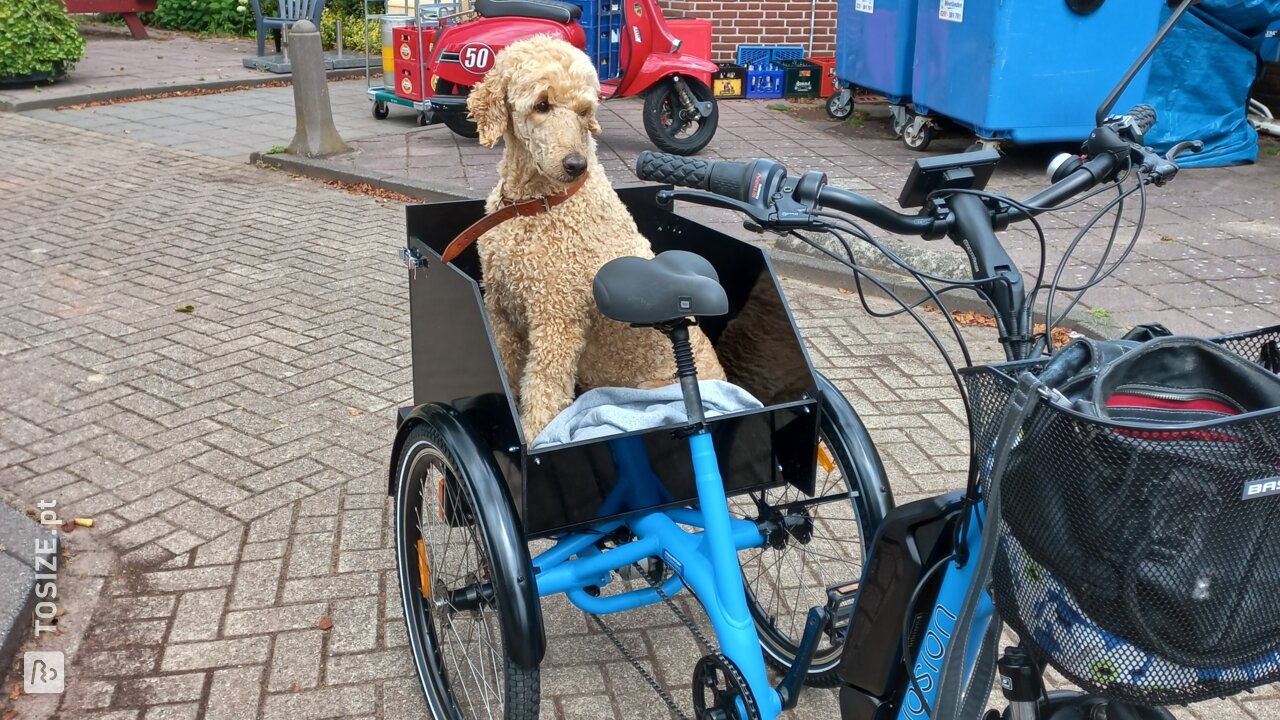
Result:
[405, 187, 821, 536]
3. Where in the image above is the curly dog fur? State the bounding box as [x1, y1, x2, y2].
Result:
[467, 36, 725, 440]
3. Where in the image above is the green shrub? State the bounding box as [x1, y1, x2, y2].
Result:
[152, 0, 253, 35]
[319, 8, 379, 52]
[0, 0, 87, 77]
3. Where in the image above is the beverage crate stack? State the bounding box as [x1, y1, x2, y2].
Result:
[736, 45, 811, 99]
[564, 0, 622, 80]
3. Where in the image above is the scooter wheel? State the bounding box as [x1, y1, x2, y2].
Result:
[643, 77, 719, 156]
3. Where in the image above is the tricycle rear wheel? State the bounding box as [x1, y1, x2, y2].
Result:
[394, 420, 540, 720]
[643, 77, 718, 155]
[731, 374, 889, 687]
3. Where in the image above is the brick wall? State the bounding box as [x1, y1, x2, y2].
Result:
[661, 0, 838, 63]
[1256, 62, 1280, 111]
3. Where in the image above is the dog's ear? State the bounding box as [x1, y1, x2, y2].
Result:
[587, 110, 602, 136]
[468, 66, 509, 147]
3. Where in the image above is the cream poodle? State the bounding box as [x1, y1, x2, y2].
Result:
[466, 36, 725, 440]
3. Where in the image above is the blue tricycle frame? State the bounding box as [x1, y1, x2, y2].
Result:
[388, 186, 895, 718]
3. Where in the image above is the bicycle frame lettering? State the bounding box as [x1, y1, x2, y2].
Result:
[897, 506, 995, 720]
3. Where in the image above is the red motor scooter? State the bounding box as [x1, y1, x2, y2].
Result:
[375, 0, 720, 154]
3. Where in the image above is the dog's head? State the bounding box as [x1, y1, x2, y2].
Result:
[467, 36, 602, 184]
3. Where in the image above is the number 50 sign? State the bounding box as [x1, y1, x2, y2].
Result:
[460, 43, 495, 74]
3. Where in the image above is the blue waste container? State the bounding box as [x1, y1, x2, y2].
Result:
[835, 0, 921, 103]
[911, 0, 1167, 144]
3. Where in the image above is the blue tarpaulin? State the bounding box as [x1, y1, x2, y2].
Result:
[1142, 2, 1280, 167]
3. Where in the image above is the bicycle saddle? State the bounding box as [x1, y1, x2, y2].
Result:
[593, 251, 728, 325]
[474, 0, 581, 23]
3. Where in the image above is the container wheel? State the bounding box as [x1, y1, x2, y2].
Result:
[373, 100, 389, 120]
[394, 417, 540, 720]
[826, 91, 854, 120]
[729, 372, 889, 687]
[902, 122, 934, 151]
[643, 76, 719, 156]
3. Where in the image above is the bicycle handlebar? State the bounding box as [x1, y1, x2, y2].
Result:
[635, 105, 1195, 359]
[636, 104, 1172, 240]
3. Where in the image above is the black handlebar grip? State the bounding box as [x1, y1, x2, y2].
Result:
[635, 151, 756, 201]
[1126, 104, 1157, 135]
[635, 151, 713, 189]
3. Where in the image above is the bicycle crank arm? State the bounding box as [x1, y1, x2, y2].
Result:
[776, 606, 832, 710]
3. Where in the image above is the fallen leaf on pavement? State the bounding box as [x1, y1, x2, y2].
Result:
[175, 305, 195, 314]
[348, 408, 364, 417]
[9, 683, 21, 700]
[836, 287, 852, 295]
[290, 683, 301, 693]
[318, 617, 334, 631]
[4, 709, 19, 720]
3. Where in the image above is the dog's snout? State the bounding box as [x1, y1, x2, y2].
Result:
[562, 153, 588, 177]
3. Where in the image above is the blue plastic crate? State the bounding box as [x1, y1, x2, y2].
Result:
[770, 45, 805, 63]
[745, 66, 784, 99]
[580, 14, 623, 80]
[736, 45, 773, 68]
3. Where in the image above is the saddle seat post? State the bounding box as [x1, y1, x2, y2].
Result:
[657, 319, 705, 428]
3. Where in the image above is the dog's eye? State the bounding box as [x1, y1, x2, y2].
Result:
[578, 107, 591, 117]
[535, 100, 551, 113]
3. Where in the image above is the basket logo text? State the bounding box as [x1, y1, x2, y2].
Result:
[1243, 477, 1280, 500]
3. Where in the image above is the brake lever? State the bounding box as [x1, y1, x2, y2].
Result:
[1134, 139, 1202, 187]
[1166, 140, 1204, 161]
[655, 189, 818, 232]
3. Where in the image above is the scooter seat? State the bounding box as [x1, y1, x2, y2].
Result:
[593, 251, 729, 326]
[474, 0, 581, 23]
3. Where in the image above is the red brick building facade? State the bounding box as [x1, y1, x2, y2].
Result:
[661, 0, 838, 63]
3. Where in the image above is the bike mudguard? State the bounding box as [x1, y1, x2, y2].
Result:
[836, 491, 966, 720]
[391, 403, 546, 668]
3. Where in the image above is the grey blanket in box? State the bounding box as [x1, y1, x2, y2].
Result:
[530, 381, 764, 449]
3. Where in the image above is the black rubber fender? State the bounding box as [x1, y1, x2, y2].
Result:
[390, 402, 546, 669]
[815, 373, 894, 533]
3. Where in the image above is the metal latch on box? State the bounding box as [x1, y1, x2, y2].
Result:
[401, 247, 426, 277]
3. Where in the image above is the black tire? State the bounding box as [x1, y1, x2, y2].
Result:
[642, 77, 719, 156]
[729, 376, 889, 687]
[436, 80, 480, 139]
[395, 421, 540, 720]
[373, 100, 389, 120]
[826, 93, 854, 120]
[903, 122, 933, 151]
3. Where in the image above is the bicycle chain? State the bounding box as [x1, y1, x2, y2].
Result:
[589, 561, 727, 720]
[590, 611, 691, 720]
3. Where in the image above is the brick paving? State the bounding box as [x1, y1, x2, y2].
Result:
[1, 112, 1277, 720]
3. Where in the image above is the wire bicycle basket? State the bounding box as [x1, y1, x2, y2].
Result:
[961, 325, 1280, 706]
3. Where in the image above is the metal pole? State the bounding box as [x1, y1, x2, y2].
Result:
[336, 16, 344, 58]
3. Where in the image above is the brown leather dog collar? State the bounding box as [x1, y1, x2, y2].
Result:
[441, 171, 591, 263]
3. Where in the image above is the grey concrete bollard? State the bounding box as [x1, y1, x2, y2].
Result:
[287, 20, 352, 158]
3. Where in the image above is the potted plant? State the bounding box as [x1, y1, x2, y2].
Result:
[0, 0, 87, 88]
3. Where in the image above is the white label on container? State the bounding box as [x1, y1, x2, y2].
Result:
[855, 0, 873, 13]
[939, 0, 963, 22]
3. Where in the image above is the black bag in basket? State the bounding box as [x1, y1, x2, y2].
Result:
[981, 334, 1280, 705]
